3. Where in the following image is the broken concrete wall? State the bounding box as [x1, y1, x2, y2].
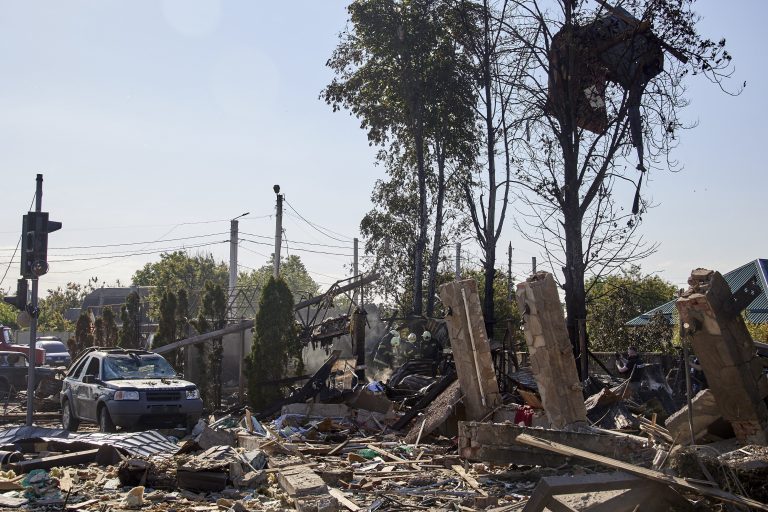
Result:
[676, 269, 768, 444]
[516, 272, 587, 429]
[439, 279, 502, 421]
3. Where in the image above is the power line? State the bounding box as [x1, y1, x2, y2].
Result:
[283, 199, 353, 242]
[240, 231, 353, 250]
[3, 232, 230, 255]
[9, 240, 227, 265]
[238, 243, 269, 259]
[240, 238, 349, 258]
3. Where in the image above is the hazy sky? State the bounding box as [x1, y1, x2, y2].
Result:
[0, 0, 764, 298]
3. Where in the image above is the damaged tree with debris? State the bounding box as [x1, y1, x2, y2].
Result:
[504, 0, 739, 374]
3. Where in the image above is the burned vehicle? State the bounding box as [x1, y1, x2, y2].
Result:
[0, 351, 57, 396]
[61, 347, 203, 433]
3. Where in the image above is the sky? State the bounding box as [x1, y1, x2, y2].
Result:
[0, 0, 764, 299]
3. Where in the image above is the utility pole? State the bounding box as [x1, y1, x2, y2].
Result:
[230, 212, 248, 404]
[353, 237, 359, 304]
[273, 185, 283, 279]
[26, 175, 43, 426]
[507, 243, 513, 301]
[455, 242, 461, 281]
[229, 212, 249, 318]
[532, 256, 537, 274]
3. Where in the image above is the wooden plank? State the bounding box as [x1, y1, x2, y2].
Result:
[404, 380, 462, 444]
[515, 433, 768, 511]
[327, 439, 349, 456]
[438, 280, 502, 421]
[328, 488, 361, 511]
[365, 444, 406, 462]
[451, 465, 488, 497]
[516, 273, 587, 428]
[10, 449, 100, 473]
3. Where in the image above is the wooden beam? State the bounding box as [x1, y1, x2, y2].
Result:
[10, 449, 100, 473]
[515, 433, 768, 511]
[328, 488, 361, 511]
[451, 465, 488, 497]
[152, 320, 254, 354]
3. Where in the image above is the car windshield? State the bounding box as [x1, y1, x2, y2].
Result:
[39, 341, 68, 353]
[102, 354, 176, 380]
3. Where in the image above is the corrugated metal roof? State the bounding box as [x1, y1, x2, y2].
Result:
[626, 259, 768, 326]
[0, 426, 180, 456]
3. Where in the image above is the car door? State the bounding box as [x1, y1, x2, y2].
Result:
[78, 357, 102, 421]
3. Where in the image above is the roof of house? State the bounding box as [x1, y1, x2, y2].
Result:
[65, 287, 153, 324]
[626, 259, 768, 326]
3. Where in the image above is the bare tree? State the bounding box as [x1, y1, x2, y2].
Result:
[498, 0, 737, 373]
[453, 0, 526, 338]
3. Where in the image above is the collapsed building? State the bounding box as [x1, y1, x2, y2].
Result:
[0, 263, 767, 511]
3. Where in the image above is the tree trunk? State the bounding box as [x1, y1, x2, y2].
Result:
[562, 147, 588, 379]
[413, 129, 427, 316]
[481, 0, 497, 339]
[426, 142, 446, 317]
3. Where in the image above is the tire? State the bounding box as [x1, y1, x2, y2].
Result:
[98, 405, 116, 433]
[62, 399, 79, 432]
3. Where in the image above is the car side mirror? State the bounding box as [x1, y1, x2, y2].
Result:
[83, 374, 96, 384]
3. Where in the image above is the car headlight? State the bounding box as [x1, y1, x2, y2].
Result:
[114, 390, 140, 401]
[186, 389, 200, 400]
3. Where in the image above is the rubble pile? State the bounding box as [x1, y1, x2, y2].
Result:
[0, 269, 767, 511]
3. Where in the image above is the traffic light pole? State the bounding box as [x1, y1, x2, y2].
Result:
[26, 174, 43, 426]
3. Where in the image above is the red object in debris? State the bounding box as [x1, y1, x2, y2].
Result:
[514, 405, 534, 427]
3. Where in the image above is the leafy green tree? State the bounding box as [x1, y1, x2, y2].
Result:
[132, 251, 228, 316]
[154, 291, 178, 348]
[324, 0, 476, 317]
[94, 317, 105, 346]
[438, 267, 522, 344]
[74, 310, 95, 355]
[118, 291, 141, 349]
[189, 313, 210, 405]
[246, 276, 300, 411]
[37, 282, 87, 331]
[173, 289, 190, 371]
[0, 296, 20, 330]
[747, 321, 768, 343]
[176, 289, 190, 338]
[102, 306, 118, 347]
[237, 255, 319, 312]
[200, 282, 227, 409]
[586, 267, 676, 352]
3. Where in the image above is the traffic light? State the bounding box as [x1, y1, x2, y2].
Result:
[19, 211, 62, 279]
[2, 278, 28, 311]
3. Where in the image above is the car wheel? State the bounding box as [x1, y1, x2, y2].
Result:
[61, 399, 79, 432]
[98, 406, 116, 433]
